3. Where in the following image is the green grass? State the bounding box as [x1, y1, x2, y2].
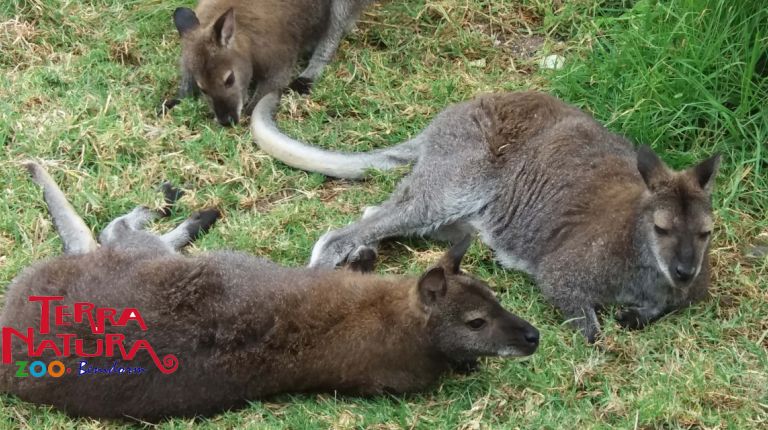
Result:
[0, 0, 766, 428]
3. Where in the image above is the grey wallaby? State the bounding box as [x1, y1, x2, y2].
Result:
[0, 162, 539, 420]
[160, 0, 372, 126]
[251, 90, 721, 342]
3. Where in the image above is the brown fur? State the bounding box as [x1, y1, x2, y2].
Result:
[175, 0, 332, 125]
[0, 175, 538, 420]
[168, 0, 369, 125]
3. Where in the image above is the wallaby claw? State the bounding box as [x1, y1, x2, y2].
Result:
[157, 182, 185, 217]
[344, 245, 377, 273]
[157, 98, 181, 117]
[288, 77, 313, 95]
[585, 330, 601, 345]
[450, 358, 480, 375]
[615, 307, 646, 330]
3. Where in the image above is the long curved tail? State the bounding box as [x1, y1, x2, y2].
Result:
[251, 92, 421, 179]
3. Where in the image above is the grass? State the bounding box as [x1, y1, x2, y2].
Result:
[0, 0, 766, 428]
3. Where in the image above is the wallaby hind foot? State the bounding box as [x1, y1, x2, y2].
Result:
[95, 181, 218, 254]
[162, 208, 221, 248]
[24, 161, 98, 255]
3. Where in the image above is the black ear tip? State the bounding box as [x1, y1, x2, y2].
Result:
[448, 234, 473, 259]
[698, 151, 722, 172]
[636, 144, 657, 160]
[428, 266, 446, 277]
[439, 234, 473, 274]
[636, 145, 663, 167]
[173, 7, 194, 19]
[173, 7, 199, 33]
[418, 266, 447, 287]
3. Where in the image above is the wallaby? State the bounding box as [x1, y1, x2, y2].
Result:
[0, 162, 539, 420]
[251, 91, 720, 342]
[160, 0, 372, 126]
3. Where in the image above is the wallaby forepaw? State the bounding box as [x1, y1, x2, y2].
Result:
[157, 98, 181, 117]
[243, 97, 260, 117]
[574, 320, 601, 344]
[309, 232, 360, 269]
[158, 182, 185, 216]
[450, 358, 480, 375]
[344, 245, 378, 273]
[186, 209, 220, 239]
[288, 77, 313, 95]
[584, 331, 601, 345]
[615, 308, 646, 330]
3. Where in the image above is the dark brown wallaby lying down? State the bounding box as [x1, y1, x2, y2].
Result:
[0, 162, 539, 420]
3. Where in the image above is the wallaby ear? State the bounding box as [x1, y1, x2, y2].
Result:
[473, 98, 500, 154]
[690, 152, 721, 193]
[636, 145, 667, 190]
[418, 267, 448, 305]
[173, 8, 199, 37]
[438, 235, 473, 274]
[213, 8, 236, 48]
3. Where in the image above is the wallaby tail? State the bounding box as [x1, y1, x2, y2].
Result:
[24, 161, 98, 255]
[251, 92, 422, 180]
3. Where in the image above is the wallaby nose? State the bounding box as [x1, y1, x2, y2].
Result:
[674, 264, 695, 282]
[524, 327, 540, 346]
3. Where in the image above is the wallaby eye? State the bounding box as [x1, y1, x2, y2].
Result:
[699, 231, 711, 240]
[466, 318, 486, 330]
[224, 72, 235, 88]
[654, 225, 669, 236]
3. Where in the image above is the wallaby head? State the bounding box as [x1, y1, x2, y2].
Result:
[417, 238, 540, 361]
[174, 7, 251, 126]
[635, 145, 720, 287]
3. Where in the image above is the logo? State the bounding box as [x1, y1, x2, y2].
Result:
[1, 296, 178, 375]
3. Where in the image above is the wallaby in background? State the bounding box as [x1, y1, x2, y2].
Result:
[251, 91, 721, 342]
[160, 0, 372, 126]
[0, 162, 539, 420]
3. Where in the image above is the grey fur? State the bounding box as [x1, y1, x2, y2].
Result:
[252, 92, 421, 178]
[24, 162, 217, 256]
[295, 0, 371, 84]
[24, 162, 97, 255]
[251, 91, 719, 342]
